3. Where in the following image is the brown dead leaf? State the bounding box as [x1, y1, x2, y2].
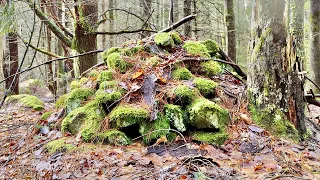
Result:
[132, 69, 144, 80]
[254, 164, 263, 171]
[180, 175, 188, 179]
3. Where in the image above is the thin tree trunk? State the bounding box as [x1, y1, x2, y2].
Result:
[184, 0, 192, 36]
[109, 0, 115, 46]
[248, 0, 306, 134]
[225, 0, 236, 62]
[3, 33, 19, 95]
[193, 0, 197, 39]
[0, 34, 3, 90]
[141, 0, 152, 38]
[310, 0, 320, 92]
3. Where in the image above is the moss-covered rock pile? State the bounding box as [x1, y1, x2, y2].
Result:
[50, 32, 230, 150]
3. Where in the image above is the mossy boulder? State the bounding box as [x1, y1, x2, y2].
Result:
[95, 129, 132, 145]
[200, 61, 223, 77]
[194, 77, 218, 97]
[95, 89, 122, 105]
[192, 130, 228, 146]
[70, 80, 81, 90]
[41, 111, 53, 120]
[99, 81, 117, 90]
[139, 114, 170, 144]
[164, 104, 188, 132]
[55, 94, 69, 109]
[154, 32, 175, 48]
[102, 47, 122, 59]
[79, 77, 89, 84]
[109, 104, 150, 128]
[97, 70, 114, 83]
[6, 94, 44, 110]
[65, 88, 94, 113]
[182, 41, 211, 58]
[88, 69, 99, 78]
[172, 68, 193, 80]
[105, 53, 130, 73]
[200, 39, 220, 57]
[173, 85, 197, 105]
[62, 101, 106, 142]
[45, 137, 76, 153]
[188, 98, 229, 129]
[171, 32, 182, 44]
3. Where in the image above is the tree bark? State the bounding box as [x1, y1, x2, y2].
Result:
[3, 33, 19, 94]
[109, 0, 115, 46]
[184, 0, 192, 36]
[310, 0, 320, 92]
[248, 0, 306, 134]
[74, 1, 98, 74]
[225, 0, 236, 62]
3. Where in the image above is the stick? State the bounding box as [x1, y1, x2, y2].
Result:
[181, 57, 238, 66]
[218, 48, 247, 79]
[159, 14, 196, 33]
[79, 61, 105, 78]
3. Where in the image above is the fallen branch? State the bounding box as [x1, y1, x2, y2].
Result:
[95, 29, 157, 35]
[0, 50, 103, 85]
[159, 14, 197, 33]
[79, 62, 105, 78]
[218, 48, 247, 79]
[181, 57, 238, 66]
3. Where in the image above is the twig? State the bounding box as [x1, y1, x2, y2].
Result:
[79, 62, 105, 78]
[181, 57, 238, 66]
[159, 14, 197, 33]
[95, 29, 157, 35]
[218, 48, 247, 79]
[132, 129, 187, 144]
[305, 76, 320, 93]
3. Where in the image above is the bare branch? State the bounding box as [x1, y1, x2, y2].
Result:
[95, 29, 157, 35]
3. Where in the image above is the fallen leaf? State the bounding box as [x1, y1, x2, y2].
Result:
[132, 69, 144, 80]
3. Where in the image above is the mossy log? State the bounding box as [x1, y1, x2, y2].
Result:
[54, 32, 236, 146]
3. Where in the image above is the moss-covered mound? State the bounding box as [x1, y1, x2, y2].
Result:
[6, 94, 44, 110]
[50, 32, 235, 146]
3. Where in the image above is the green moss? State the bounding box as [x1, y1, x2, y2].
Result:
[194, 78, 218, 96]
[109, 104, 149, 128]
[170, 32, 182, 44]
[62, 100, 105, 142]
[192, 130, 228, 146]
[164, 104, 187, 132]
[66, 88, 94, 113]
[99, 81, 117, 90]
[249, 105, 299, 140]
[147, 56, 161, 67]
[182, 41, 210, 58]
[173, 85, 197, 105]
[102, 47, 122, 60]
[88, 70, 99, 78]
[55, 94, 69, 109]
[70, 80, 81, 90]
[97, 70, 114, 83]
[200, 39, 220, 57]
[200, 61, 223, 77]
[131, 45, 144, 54]
[41, 111, 53, 120]
[106, 53, 129, 73]
[172, 68, 193, 80]
[6, 94, 44, 110]
[95, 89, 122, 105]
[154, 32, 174, 48]
[139, 114, 170, 144]
[95, 130, 132, 145]
[79, 77, 88, 84]
[45, 137, 76, 153]
[188, 98, 229, 129]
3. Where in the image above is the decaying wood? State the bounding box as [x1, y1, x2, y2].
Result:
[218, 48, 247, 79]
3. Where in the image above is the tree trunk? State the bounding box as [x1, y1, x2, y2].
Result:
[248, 0, 306, 134]
[184, 0, 192, 36]
[310, 0, 320, 92]
[3, 33, 19, 95]
[141, 0, 152, 38]
[0, 34, 3, 90]
[109, 0, 115, 46]
[74, 1, 98, 74]
[225, 0, 236, 62]
[193, 0, 197, 39]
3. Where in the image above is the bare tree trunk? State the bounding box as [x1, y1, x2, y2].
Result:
[193, 0, 197, 39]
[109, 0, 115, 47]
[225, 0, 237, 62]
[141, 0, 152, 38]
[74, 1, 98, 74]
[310, 0, 320, 92]
[173, 0, 179, 23]
[3, 33, 19, 95]
[248, 0, 306, 134]
[184, 0, 192, 36]
[0, 34, 3, 91]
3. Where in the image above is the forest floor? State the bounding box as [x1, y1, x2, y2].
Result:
[0, 96, 320, 180]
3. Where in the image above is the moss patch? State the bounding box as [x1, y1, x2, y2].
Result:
[66, 88, 94, 113]
[95, 130, 132, 145]
[200, 39, 220, 57]
[173, 85, 197, 105]
[171, 32, 182, 44]
[188, 98, 229, 129]
[45, 137, 76, 153]
[192, 130, 228, 146]
[106, 53, 129, 73]
[200, 61, 222, 77]
[88, 70, 99, 78]
[139, 114, 170, 144]
[95, 89, 122, 105]
[97, 70, 114, 83]
[102, 47, 122, 60]
[55, 94, 69, 109]
[182, 41, 210, 58]
[41, 111, 53, 120]
[147, 56, 161, 67]
[6, 94, 44, 110]
[172, 68, 193, 80]
[154, 32, 174, 48]
[99, 81, 117, 90]
[194, 77, 218, 97]
[164, 104, 187, 132]
[70, 80, 81, 90]
[109, 104, 150, 128]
